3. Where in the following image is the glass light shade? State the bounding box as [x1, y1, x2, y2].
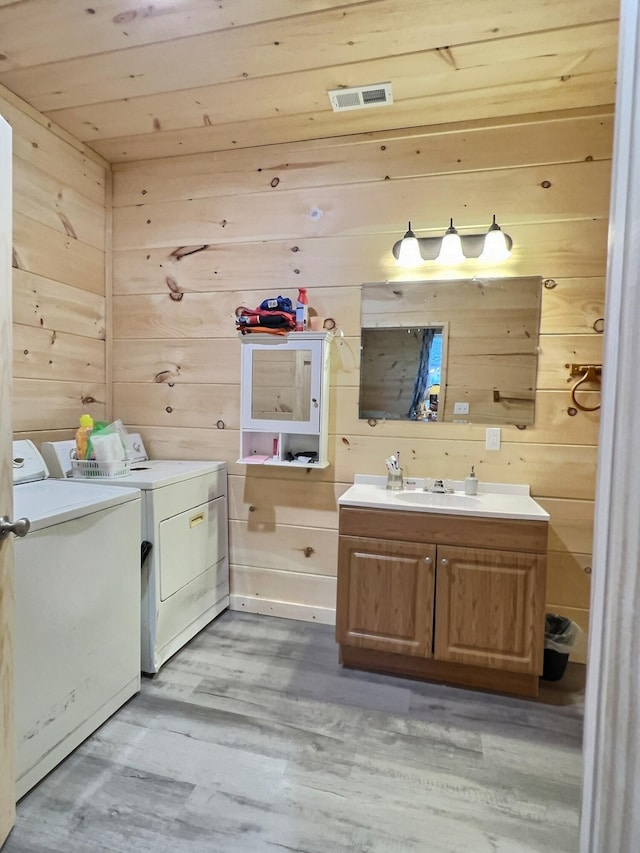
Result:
[396, 221, 423, 267]
[436, 219, 466, 264]
[479, 215, 511, 261]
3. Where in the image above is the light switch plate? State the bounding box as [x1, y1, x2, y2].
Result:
[453, 402, 470, 415]
[486, 428, 501, 451]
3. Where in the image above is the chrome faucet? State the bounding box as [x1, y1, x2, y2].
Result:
[426, 479, 448, 493]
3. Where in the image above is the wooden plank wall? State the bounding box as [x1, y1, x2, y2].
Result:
[111, 107, 612, 663]
[2, 86, 109, 441]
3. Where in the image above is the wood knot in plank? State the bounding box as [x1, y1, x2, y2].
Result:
[57, 212, 78, 239]
[170, 244, 209, 260]
[435, 46, 457, 69]
[113, 11, 136, 23]
[166, 275, 184, 300]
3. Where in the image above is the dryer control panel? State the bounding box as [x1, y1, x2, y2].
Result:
[12, 439, 48, 484]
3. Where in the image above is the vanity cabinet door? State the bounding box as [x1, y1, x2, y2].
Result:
[336, 536, 436, 657]
[434, 545, 546, 674]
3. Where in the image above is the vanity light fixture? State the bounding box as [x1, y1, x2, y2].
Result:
[393, 215, 513, 267]
[395, 221, 423, 268]
[435, 219, 466, 265]
[479, 214, 512, 262]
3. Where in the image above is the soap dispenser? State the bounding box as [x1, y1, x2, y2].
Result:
[464, 465, 478, 495]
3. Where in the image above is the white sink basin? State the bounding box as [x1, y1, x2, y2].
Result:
[394, 491, 483, 509]
[338, 477, 551, 521]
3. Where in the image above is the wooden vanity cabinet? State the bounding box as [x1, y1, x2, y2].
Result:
[336, 506, 548, 697]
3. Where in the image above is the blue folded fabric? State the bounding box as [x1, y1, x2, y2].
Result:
[259, 295, 294, 314]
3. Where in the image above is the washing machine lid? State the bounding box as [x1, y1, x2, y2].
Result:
[13, 479, 141, 532]
[113, 459, 226, 489]
[64, 459, 226, 490]
[40, 439, 224, 489]
[13, 440, 49, 485]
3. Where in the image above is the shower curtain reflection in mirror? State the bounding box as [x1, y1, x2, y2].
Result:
[408, 327, 443, 420]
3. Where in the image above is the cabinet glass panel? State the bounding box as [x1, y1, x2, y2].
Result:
[251, 349, 312, 422]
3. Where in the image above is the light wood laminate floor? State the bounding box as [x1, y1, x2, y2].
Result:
[5, 611, 583, 852]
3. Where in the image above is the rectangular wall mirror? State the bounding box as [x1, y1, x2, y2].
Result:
[360, 277, 542, 426]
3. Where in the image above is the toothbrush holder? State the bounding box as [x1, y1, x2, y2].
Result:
[386, 468, 404, 490]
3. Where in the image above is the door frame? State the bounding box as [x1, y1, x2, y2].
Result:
[580, 1, 640, 849]
[0, 113, 16, 845]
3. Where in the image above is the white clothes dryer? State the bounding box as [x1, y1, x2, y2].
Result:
[41, 435, 230, 674]
[12, 440, 141, 798]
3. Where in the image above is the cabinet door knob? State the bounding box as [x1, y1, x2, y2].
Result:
[440, 558, 449, 567]
[424, 555, 432, 565]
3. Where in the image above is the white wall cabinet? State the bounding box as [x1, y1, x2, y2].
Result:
[238, 331, 331, 468]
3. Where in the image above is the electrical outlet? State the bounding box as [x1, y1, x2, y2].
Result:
[453, 402, 470, 415]
[486, 427, 501, 451]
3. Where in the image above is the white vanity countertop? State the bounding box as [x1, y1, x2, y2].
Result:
[338, 475, 550, 521]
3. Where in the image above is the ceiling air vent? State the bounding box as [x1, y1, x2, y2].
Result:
[328, 83, 393, 112]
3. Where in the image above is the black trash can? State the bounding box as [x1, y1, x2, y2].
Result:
[542, 614, 580, 681]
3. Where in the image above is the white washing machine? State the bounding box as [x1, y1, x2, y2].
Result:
[41, 435, 230, 674]
[12, 440, 142, 798]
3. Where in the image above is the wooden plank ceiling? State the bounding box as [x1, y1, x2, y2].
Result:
[0, 0, 619, 163]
